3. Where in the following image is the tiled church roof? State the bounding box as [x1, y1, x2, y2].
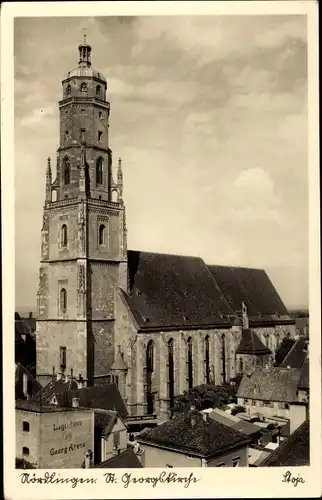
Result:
[123, 251, 293, 331]
[126, 251, 232, 331]
[236, 328, 272, 355]
[208, 265, 290, 321]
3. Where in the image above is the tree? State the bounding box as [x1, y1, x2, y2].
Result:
[231, 405, 245, 416]
[171, 382, 238, 414]
[16, 458, 36, 469]
[275, 337, 296, 366]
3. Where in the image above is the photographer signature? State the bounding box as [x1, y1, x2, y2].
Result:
[282, 471, 305, 487]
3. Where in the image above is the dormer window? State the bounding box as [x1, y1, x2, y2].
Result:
[80, 82, 87, 93]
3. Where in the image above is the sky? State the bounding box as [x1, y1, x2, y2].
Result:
[14, 15, 308, 311]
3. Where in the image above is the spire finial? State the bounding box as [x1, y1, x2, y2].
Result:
[78, 30, 91, 67]
[83, 28, 87, 44]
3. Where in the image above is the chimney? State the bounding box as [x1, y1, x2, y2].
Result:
[22, 372, 28, 399]
[113, 444, 120, 456]
[203, 412, 209, 423]
[29, 312, 33, 319]
[84, 450, 93, 469]
[72, 397, 80, 408]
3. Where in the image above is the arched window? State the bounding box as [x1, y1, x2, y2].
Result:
[63, 157, 70, 185]
[205, 335, 210, 384]
[221, 334, 226, 384]
[66, 84, 71, 96]
[98, 224, 105, 246]
[168, 338, 175, 409]
[111, 190, 118, 202]
[22, 447, 30, 456]
[187, 337, 193, 390]
[80, 82, 87, 93]
[96, 85, 101, 96]
[60, 288, 67, 314]
[61, 224, 67, 248]
[265, 334, 270, 349]
[60, 346, 66, 371]
[22, 421, 30, 432]
[146, 340, 154, 414]
[96, 157, 103, 185]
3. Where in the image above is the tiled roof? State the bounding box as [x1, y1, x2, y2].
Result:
[208, 265, 291, 324]
[298, 357, 309, 390]
[95, 410, 118, 436]
[280, 336, 308, 369]
[260, 420, 309, 466]
[16, 399, 92, 413]
[137, 410, 251, 458]
[93, 448, 142, 468]
[208, 408, 262, 437]
[125, 251, 232, 330]
[237, 366, 301, 403]
[123, 252, 292, 331]
[31, 379, 128, 419]
[236, 328, 272, 355]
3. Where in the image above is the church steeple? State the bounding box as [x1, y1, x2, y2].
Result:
[78, 33, 92, 67]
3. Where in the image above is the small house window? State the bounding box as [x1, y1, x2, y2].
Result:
[98, 224, 105, 246]
[96, 85, 101, 96]
[22, 421, 30, 432]
[61, 224, 68, 248]
[22, 447, 30, 456]
[60, 289, 67, 315]
[98, 131, 103, 142]
[60, 346, 66, 371]
[80, 82, 87, 93]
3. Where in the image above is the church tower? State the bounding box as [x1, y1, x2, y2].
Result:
[36, 37, 127, 386]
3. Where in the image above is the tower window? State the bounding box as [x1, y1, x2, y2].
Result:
[98, 131, 103, 142]
[99, 111, 102, 119]
[96, 157, 103, 185]
[64, 130, 69, 141]
[98, 224, 105, 246]
[66, 84, 71, 96]
[96, 85, 101, 96]
[22, 447, 30, 456]
[60, 288, 67, 315]
[22, 421, 30, 432]
[80, 82, 87, 93]
[63, 157, 70, 185]
[60, 346, 67, 371]
[61, 224, 68, 248]
[80, 128, 86, 144]
[168, 338, 175, 409]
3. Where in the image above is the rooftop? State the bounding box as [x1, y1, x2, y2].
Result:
[237, 366, 301, 403]
[16, 399, 92, 414]
[122, 251, 293, 332]
[260, 420, 310, 466]
[31, 378, 128, 419]
[236, 328, 272, 356]
[92, 447, 142, 468]
[206, 408, 262, 437]
[280, 335, 308, 369]
[137, 410, 251, 459]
